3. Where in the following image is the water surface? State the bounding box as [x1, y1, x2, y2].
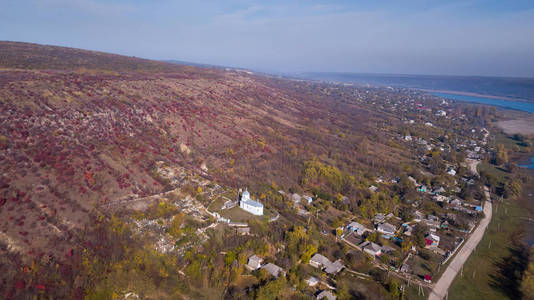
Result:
[520, 157, 534, 170]
[431, 92, 534, 114]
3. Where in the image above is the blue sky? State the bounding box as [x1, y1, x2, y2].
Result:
[2, 0, 534, 77]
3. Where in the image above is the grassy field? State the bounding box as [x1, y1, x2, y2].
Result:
[478, 163, 508, 180]
[448, 189, 528, 299]
[405, 284, 430, 300]
[207, 196, 226, 211]
[494, 133, 525, 149]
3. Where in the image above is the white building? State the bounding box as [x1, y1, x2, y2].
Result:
[303, 195, 313, 205]
[376, 223, 396, 235]
[360, 241, 383, 257]
[239, 189, 264, 216]
[246, 255, 263, 270]
[305, 276, 319, 287]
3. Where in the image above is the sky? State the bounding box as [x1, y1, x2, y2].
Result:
[2, 0, 534, 77]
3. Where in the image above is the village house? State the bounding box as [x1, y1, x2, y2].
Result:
[450, 198, 463, 206]
[309, 254, 329, 269]
[305, 276, 319, 287]
[237, 227, 251, 235]
[303, 195, 313, 204]
[309, 254, 344, 274]
[239, 188, 263, 216]
[433, 194, 448, 203]
[414, 210, 423, 223]
[261, 263, 285, 278]
[424, 218, 440, 232]
[343, 231, 364, 248]
[317, 290, 337, 300]
[246, 255, 263, 270]
[425, 233, 440, 247]
[376, 222, 396, 235]
[346, 221, 371, 235]
[432, 186, 446, 194]
[402, 223, 413, 236]
[374, 213, 386, 224]
[360, 241, 383, 257]
[291, 193, 302, 203]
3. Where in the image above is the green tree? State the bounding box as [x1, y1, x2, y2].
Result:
[168, 212, 184, 238]
[255, 276, 287, 300]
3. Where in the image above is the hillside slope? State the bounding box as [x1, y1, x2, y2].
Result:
[0, 42, 431, 297]
[0, 41, 189, 72]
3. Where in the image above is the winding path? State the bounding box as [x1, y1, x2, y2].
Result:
[428, 185, 492, 300]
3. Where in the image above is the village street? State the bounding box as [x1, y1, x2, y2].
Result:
[428, 185, 492, 300]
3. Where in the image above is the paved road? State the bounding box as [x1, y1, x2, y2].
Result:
[429, 186, 492, 300]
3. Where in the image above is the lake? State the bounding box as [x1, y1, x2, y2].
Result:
[431, 92, 534, 114]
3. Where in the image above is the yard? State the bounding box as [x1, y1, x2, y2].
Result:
[207, 196, 226, 212]
[407, 249, 443, 279]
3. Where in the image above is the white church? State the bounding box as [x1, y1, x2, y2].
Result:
[239, 188, 264, 216]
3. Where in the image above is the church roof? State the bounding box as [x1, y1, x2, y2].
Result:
[243, 198, 263, 208]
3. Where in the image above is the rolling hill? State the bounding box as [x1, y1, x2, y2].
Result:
[0, 41, 445, 298]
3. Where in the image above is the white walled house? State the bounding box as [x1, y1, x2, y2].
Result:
[239, 189, 264, 216]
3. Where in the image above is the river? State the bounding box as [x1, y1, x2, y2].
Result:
[431, 92, 534, 114]
[520, 157, 534, 170]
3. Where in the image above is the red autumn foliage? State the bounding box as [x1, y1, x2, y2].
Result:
[15, 280, 25, 289]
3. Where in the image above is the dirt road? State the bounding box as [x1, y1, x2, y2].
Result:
[428, 186, 492, 300]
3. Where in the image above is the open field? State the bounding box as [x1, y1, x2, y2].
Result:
[447, 189, 527, 299]
[496, 116, 534, 136]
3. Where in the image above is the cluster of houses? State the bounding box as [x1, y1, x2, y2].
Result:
[340, 218, 397, 258]
[246, 252, 340, 299]
[309, 253, 345, 274]
[288, 192, 314, 205]
[236, 188, 318, 217]
[246, 255, 285, 277]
